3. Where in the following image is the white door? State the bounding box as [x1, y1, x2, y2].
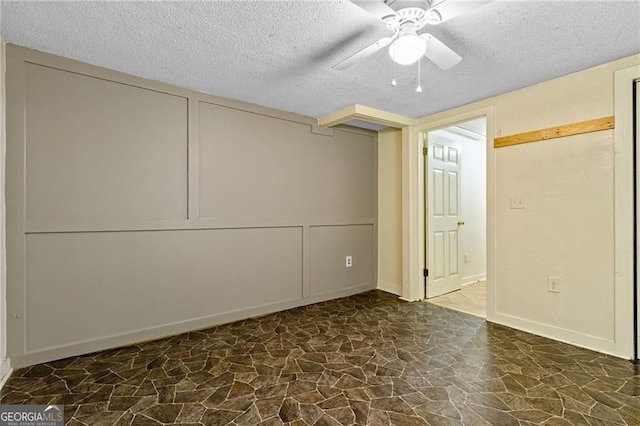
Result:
[426, 131, 463, 298]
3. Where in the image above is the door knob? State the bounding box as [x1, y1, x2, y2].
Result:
[457, 221, 465, 226]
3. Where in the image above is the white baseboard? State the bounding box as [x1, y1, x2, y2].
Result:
[11, 283, 375, 368]
[0, 358, 12, 390]
[377, 281, 401, 296]
[462, 273, 486, 286]
[490, 311, 631, 360]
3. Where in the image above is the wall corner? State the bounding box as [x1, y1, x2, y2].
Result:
[0, 36, 10, 386]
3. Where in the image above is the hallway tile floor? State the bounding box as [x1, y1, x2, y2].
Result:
[426, 281, 487, 318]
[1, 290, 638, 425]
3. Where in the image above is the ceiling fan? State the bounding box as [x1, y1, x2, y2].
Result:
[334, 0, 491, 70]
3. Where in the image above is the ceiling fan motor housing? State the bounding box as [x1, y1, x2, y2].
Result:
[386, 0, 432, 11]
[384, 0, 440, 31]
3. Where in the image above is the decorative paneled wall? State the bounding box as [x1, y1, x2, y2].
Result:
[6, 45, 377, 367]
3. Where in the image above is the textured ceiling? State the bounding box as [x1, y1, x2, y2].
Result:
[455, 117, 486, 136]
[1, 0, 639, 120]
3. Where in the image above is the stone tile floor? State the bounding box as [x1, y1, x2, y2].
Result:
[1, 290, 639, 425]
[426, 281, 487, 318]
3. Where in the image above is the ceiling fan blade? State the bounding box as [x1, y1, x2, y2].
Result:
[333, 36, 394, 70]
[428, 0, 492, 24]
[420, 33, 461, 69]
[351, 0, 397, 20]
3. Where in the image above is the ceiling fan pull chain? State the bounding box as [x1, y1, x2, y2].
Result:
[392, 50, 398, 86]
[416, 59, 423, 93]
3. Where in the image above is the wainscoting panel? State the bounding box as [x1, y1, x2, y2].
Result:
[6, 45, 377, 367]
[25, 227, 302, 353]
[25, 63, 188, 222]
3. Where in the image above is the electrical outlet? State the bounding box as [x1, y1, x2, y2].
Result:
[464, 254, 469, 264]
[510, 195, 526, 209]
[345, 256, 353, 268]
[548, 276, 560, 293]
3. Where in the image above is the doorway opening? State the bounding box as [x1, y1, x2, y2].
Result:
[422, 117, 487, 318]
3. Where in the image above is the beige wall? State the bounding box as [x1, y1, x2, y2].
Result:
[377, 129, 402, 295]
[412, 54, 640, 356]
[6, 45, 377, 367]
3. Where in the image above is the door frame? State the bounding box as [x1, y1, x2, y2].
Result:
[614, 64, 640, 360]
[402, 106, 496, 320]
[636, 78, 640, 363]
[422, 124, 485, 300]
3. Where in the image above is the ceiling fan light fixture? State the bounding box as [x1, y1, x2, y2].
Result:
[389, 33, 427, 65]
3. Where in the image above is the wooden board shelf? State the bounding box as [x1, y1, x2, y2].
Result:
[494, 116, 615, 148]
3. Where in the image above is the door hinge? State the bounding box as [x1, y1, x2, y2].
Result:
[423, 147, 428, 156]
[423, 268, 429, 277]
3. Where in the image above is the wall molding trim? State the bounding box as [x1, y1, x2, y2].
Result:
[0, 359, 12, 390]
[12, 45, 334, 140]
[491, 312, 624, 359]
[25, 218, 376, 234]
[462, 274, 486, 286]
